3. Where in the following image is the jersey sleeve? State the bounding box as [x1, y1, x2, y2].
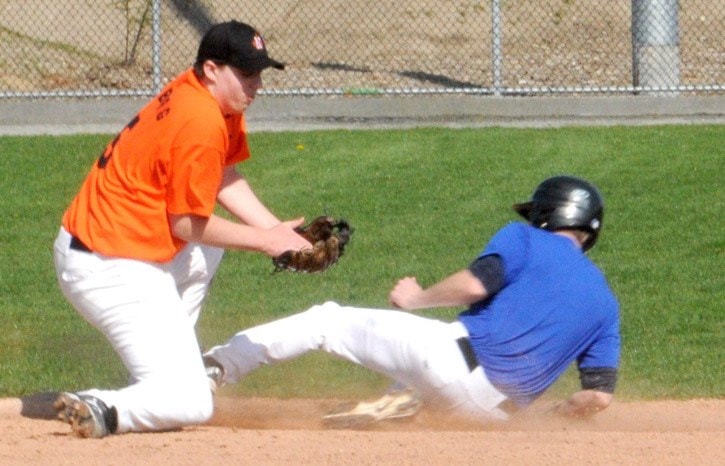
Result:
[577, 309, 621, 370]
[166, 119, 227, 217]
[224, 114, 251, 166]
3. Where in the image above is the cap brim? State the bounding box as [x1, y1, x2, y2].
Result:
[230, 56, 286, 73]
[269, 58, 285, 70]
[252, 57, 286, 72]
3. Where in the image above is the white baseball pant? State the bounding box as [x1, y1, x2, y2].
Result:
[53, 227, 223, 433]
[207, 301, 511, 422]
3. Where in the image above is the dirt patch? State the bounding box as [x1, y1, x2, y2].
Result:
[2, 395, 723, 465]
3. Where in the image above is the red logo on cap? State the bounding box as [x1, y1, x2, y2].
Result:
[252, 34, 265, 50]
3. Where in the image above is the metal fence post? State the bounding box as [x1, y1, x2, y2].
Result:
[151, 0, 163, 94]
[491, 0, 503, 96]
[631, 0, 681, 95]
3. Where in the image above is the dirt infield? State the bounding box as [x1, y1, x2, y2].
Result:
[2, 395, 723, 465]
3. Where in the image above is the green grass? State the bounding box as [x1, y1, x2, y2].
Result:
[0, 125, 722, 401]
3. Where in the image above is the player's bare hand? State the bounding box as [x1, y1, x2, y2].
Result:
[389, 276, 424, 310]
[264, 217, 312, 257]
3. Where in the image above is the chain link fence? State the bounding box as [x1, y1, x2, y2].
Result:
[0, 0, 722, 99]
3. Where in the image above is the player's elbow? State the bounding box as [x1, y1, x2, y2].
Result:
[589, 390, 614, 411]
[578, 390, 614, 417]
[558, 390, 614, 418]
[169, 213, 209, 242]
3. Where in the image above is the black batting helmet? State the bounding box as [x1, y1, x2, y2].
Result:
[513, 175, 604, 251]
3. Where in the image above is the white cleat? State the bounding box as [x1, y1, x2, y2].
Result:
[323, 388, 422, 428]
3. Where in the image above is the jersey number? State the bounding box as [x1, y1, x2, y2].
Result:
[97, 115, 140, 169]
[96, 88, 173, 169]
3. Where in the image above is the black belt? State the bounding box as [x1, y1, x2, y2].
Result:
[456, 336, 519, 416]
[69, 235, 92, 253]
[456, 336, 480, 372]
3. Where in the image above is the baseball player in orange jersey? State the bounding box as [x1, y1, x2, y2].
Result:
[52, 21, 311, 438]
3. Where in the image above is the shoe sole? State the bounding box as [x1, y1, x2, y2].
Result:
[323, 396, 422, 428]
[323, 413, 377, 429]
[54, 392, 103, 438]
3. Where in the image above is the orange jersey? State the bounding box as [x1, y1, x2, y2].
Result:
[62, 69, 250, 262]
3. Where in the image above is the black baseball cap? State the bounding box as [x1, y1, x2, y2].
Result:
[195, 21, 285, 73]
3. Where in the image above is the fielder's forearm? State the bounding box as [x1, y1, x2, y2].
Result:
[169, 213, 307, 257]
[217, 167, 280, 228]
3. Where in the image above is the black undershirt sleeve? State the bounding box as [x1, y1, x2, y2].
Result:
[579, 367, 618, 393]
[467, 254, 505, 296]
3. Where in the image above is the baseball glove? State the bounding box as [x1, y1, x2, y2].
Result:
[273, 216, 352, 273]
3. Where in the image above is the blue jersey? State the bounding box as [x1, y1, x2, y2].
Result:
[458, 222, 620, 406]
